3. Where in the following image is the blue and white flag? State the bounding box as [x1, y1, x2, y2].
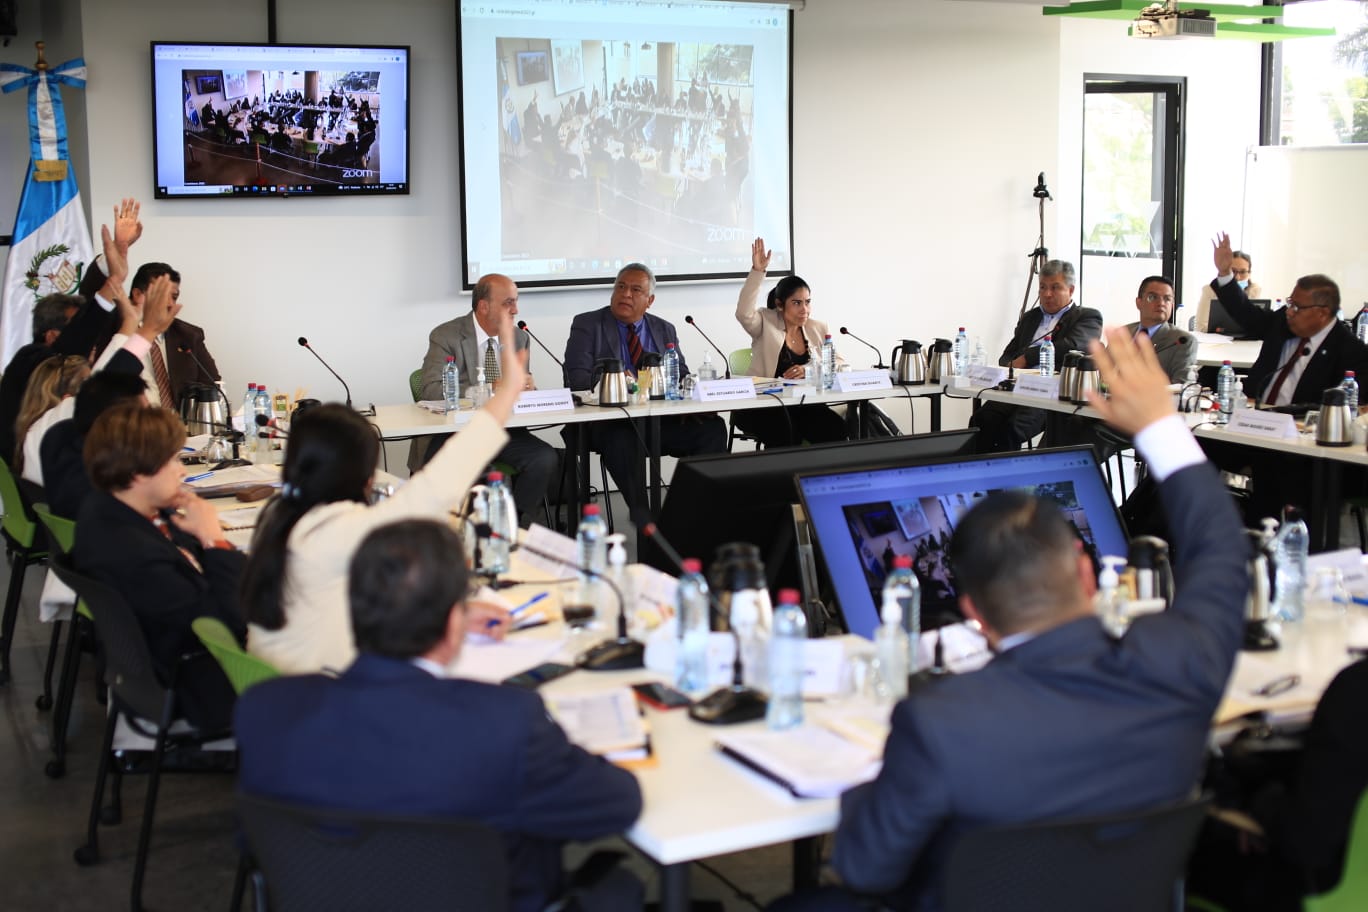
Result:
[0, 57, 92, 369]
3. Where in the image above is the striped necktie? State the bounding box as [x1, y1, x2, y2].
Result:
[484, 338, 501, 382]
[149, 342, 177, 407]
[626, 324, 645, 370]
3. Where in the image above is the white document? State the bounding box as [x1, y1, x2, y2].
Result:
[714, 726, 882, 798]
[448, 636, 567, 684]
[544, 687, 648, 756]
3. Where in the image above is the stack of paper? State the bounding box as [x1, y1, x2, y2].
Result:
[714, 726, 882, 798]
[545, 687, 649, 760]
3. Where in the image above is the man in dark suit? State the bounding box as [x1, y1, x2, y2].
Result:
[969, 259, 1104, 452]
[785, 328, 1248, 912]
[115, 262, 221, 410]
[1128, 275, 1197, 383]
[234, 519, 643, 912]
[1204, 232, 1368, 523]
[563, 262, 726, 512]
[413, 273, 557, 526]
[0, 199, 145, 461]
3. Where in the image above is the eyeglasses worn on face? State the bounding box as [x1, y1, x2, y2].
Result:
[1143, 292, 1175, 304]
[1286, 302, 1330, 315]
[1231, 269, 1251, 277]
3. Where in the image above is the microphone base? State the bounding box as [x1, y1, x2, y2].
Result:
[577, 636, 646, 671]
[688, 685, 768, 725]
[1241, 620, 1280, 652]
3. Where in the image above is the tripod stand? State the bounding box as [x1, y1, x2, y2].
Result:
[1017, 172, 1053, 318]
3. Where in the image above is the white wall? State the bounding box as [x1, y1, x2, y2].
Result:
[4, 0, 1263, 444]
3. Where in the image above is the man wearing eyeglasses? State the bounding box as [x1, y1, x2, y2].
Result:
[1129, 276, 1196, 383]
[1211, 233, 1367, 409]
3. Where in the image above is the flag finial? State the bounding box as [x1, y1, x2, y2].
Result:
[33, 41, 47, 72]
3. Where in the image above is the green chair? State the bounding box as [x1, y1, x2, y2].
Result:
[33, 504, 94, 778]
[0, 458, 47, 685]
[192, 617, 279, 695]
[726, 348, 760, 452]
[409, 368, 423, 403]
[1303, 788, 1368, 912]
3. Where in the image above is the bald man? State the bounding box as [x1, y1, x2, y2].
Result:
[416, 274, 557, 526]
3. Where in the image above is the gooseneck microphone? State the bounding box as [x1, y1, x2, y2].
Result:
[175, 344, 220, 388]
[517, 320, 566, 370]
[297, 337, 375, 416]
[479, 525, 644, 672]
[684, 315, 732, 378]
[839, 327, 887, 369]
[635, 511, 768, 725]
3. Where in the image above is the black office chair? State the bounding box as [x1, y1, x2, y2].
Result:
[234, 792, 511, 912]
[50, 556, 234, 912]
[941, 794, 1211, 912]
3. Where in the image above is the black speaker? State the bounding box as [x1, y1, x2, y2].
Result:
[0, 0, 16, 39]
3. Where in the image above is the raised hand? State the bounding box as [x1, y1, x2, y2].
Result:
[751, 236, 771, 273]
[1085, 328, 1174, 436]
[101, 223, 129, 288]
[112, 197, 142, 255]
[137, 275, 181, 340]
[1212, 231, 1234, 278]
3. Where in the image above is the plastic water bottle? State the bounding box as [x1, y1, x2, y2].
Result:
[1096, 556, 1129, 638]
[1215, 360, 1236, 425]
[970, 338, 987, 368]
[1038, 334, 1055, 377]
[766, 588, 807, 730]
[875, 593, 910, 701]
[254, 384, 273, 460]
[442, 355, 460, 412]
[483, 471, 514, 574]
[242, 383, 259, 440]
[1272, 506, 1308, 623]
[1343, 371, 1359, 413]
[698, 350, 718, 383]
[820, 334, 836, 390]
[675, 558, 711, 693]
[882, 555, 921, 672]
[1356, 307, 1368, 344]
[568, 504, 608, 627]
[664, 342, 682, 400]
[953, 326, 969, 376]
[606, 533, 634, 634]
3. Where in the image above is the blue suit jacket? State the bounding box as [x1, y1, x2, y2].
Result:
[234, 654, 643, 912]
[832, 460, 1248, 911]
[562, 306, 688, 390]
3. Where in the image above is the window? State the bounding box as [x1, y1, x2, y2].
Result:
[1269, 0, 1368, 144]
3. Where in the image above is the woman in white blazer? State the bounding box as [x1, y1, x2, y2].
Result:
[733, 237, 848, 448]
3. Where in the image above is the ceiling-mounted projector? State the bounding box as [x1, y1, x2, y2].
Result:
[1132, 0, 1217, 38]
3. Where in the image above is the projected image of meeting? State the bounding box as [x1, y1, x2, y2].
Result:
[840, 480, 1104, 615]
[460, 1, 792, 287]
[495, 37, 754, 267]
[151, 43, 411, 199]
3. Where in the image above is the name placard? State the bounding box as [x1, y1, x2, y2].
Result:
[833, 369, 893, 393]
[965, 365, 1009, 387]
[692, 377, 757, 402]
[1014, 374, 1060, 400]
[513, 388, 576, 415]
[1228, 408, 1298, 440]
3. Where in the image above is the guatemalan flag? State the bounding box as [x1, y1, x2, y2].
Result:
[0, 56, 93, 369]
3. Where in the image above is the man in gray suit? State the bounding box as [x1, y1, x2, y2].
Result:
[1128, 275, 1197, 383]
[416, 274, 557, 526]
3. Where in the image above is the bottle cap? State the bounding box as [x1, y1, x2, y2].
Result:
[582, 504, 600, 517]
[681, 557, 702, 574]
[1282, 505, 1303, 524]
[1045, 334, 1053, 341]
[1222, 360, 1232, 366]
[777, 588, 801, 604]
[446, 355, 455, 362]
[1348, 371, 1357, 378]
[893, 555, 913, 570]
[486, 471, 503, 483]
[666, 342, 676, 349]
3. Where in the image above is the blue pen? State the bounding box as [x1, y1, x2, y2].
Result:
[184, 471, 215, 483]
[511, 592, 550, 616]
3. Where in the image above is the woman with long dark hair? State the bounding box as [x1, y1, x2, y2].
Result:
[244, 314, 524, 674]
[733, 236, 849, 448]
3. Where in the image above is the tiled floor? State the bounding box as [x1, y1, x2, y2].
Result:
[0, 554, 800, 911]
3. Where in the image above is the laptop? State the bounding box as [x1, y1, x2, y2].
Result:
[795, 447, 1129, 641]
[1206, 297, 1271, 340]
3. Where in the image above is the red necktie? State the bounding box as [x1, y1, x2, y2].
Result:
[149, 342, 177, 408]
[1264, 341, 1306, 405]
[626, 324, 645, 371]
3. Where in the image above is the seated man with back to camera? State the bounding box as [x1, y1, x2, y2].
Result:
[969, 259, 1103, 453]
[414, 273, 557, 527]
[563, 262, 726, 514]
[776, 326, 1248, 912]
[235, 519, 644, 912]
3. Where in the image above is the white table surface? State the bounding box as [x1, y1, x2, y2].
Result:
[1197, 337, 1261, 369]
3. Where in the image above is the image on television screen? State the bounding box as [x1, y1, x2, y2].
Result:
[151, 43, 410, 199]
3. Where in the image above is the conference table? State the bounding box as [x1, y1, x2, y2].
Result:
[1196, 336, 1261, 369]
[966, 385, 1368, 551]
[460, 587, 1364, 911]
[367, 381, 949, 518]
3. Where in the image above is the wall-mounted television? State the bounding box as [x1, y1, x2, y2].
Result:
[151, 42, 411, 199]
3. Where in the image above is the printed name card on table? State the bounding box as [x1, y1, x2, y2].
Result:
[1228, 408, 1298, 440]
[832, 370, 893, 393]
[1013, 374, 1060, 400]
[964, 365, 1009, 388]
[692, 377, 757, 402]
[513, 388, 576, 415]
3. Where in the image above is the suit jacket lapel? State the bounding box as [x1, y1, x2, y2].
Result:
[456, 315, 480, 384]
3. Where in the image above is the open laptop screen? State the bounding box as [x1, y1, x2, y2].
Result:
[795, 447, 1129, 640]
